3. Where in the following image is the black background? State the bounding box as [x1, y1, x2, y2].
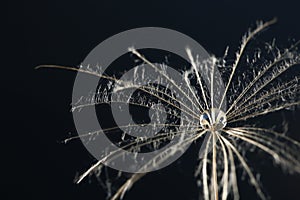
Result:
[3, 0, 300, 200]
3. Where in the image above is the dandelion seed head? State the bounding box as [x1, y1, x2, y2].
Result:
[37, 19, 300, 200]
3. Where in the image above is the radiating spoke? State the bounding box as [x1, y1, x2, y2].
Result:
[76, 127, 203, 184]
[225, 138, 239, 200]
[226, 41, 300, 115]
[219, 19, 277, 110]
[111, 173, 146, 200]
[227, 78, 300, 119]
[129, 48, 203, 114]
[211, 131, 219, 200]
[64, 122, 199, 143]
[225, 128, 300, 171]
[202, 133, 212, 200]
[216, 132, 229, 200]
[37, 65, 201, 120]
[186, 48, 210, 110]
[228, 101, 300, 123]
[227, 58, 300, 117]
[220, 135, 266, 200]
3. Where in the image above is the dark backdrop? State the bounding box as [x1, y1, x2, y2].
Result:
[3, 0, 300, 200]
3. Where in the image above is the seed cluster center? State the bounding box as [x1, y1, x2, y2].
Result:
[200, 108, 227, 131]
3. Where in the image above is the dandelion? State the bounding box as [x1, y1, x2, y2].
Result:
[37, 19, 300, 200]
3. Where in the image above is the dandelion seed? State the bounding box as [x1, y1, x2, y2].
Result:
[37, 19, 300, 200]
